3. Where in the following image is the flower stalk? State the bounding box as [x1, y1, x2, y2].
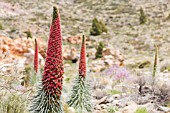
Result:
[34, 39, 38, 73]
[79, 35, 86, 78]
[67, 35, 93, 113]
[152, 45, 158, 78]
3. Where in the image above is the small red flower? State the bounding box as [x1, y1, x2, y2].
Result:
[34, 39, 38, 73]
[79, 35, 86, 78]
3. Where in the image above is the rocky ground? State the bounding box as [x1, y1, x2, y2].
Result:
[0, 0, 170, 113]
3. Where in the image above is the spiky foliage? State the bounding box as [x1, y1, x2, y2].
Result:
[34, 39, 39, 73]
[135, 107, 148, 113]
[139, 8, 147, 24]
[30, 6, 64, 113]
[152, 45, 158, 77]
[24, 30, 32, 38]
[67, 76, 92, 112]
[0, 23, 3, 30]
[90, 18, 107, 36]
[95, 42, 104, 58]
[0, 92, 29, 113]
[67, 35, 93, 113]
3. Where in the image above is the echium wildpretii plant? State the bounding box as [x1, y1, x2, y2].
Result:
[67, 35, 93, 113]
[30, 6, 64, 113]
[152, 45, 158, 78]
[30, 38, 40, 86]
[34, 39, 38, 73]
[152, 45, 159, 85]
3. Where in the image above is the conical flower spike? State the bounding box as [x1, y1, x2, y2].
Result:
[34, 39, 38, 73]
[42, 6, 64, 97]
[79, 35, 86, 78]
[30, 6, 64, 113]
[67, 35, 93, 112]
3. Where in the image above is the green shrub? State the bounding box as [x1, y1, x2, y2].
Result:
[67, 76, 93, 113]
[138, 61, 151, 69]
[10, 28, 17, 33]
[161, 65, 170, 72]
[0, 24, 3, 30]
[107, 90, 121, 95]
[95, 42, 104, 58]
[166, 102, 170, 108]
[139, 8, 147, 24]
[107, 106, 118, 113]
[24, 30, 32, 38]
[152, 45, 158, 77]
[135, 107, 148, 113]
[0, 93, 28, 113]
[166, 14, 170, 20]
[90, 18, 107, 36]
[65, 77, 71, 83]
[99, 21, 107, 33]
[22, 65, 39, 87]
[29, 18, 37, 22]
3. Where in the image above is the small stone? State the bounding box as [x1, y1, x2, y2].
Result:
[63, 47, 77, 61]
[93, 89, 104, 99]
[113, 100, 119, 105]
[126, 101, 136, 106]
[112, 94, 121, 99]
[67, 36, 81, 44]
[106, 96, 114, 103]
[106, 103, 112, 106]
[123, 103, 138, 113]
[96, 96, 108, 105]
[158, 106, 170, 112]
[122, 93, 126, 96]
[100, 104, 108, 109]
[94, 110, 100, 113]
[68, 107, 76, 113]
[95, 105, 101, 110]
[2, 45, 9, 53]
[101, 109, 108, 113]
[103, 48, 111, 56]
[64, 63, 71, 67]
[116, 102, 124, 107]
[104, 59, 114, 66]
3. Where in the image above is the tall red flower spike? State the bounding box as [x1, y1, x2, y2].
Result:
[30, 6, 64, 113]
[34, 39, 38, 73]
[67, 35, 93, 112]
[79, 35, 86, 78]
[42, 6, 64, 96]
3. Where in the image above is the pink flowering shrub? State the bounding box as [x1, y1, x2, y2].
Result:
[105, 64, 129, 81]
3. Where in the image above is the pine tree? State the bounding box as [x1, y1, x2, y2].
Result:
[90, 18, 107, 36]
[67, 35, 93, 113]
[95, 42, 104, 58]
[30, 6, 64, 113]
[139, 8, 147, 24]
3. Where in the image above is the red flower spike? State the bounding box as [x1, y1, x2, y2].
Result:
[79, 35, 86, 78]
[34, 39, 38, 73]
[42, 6, 64, 96]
